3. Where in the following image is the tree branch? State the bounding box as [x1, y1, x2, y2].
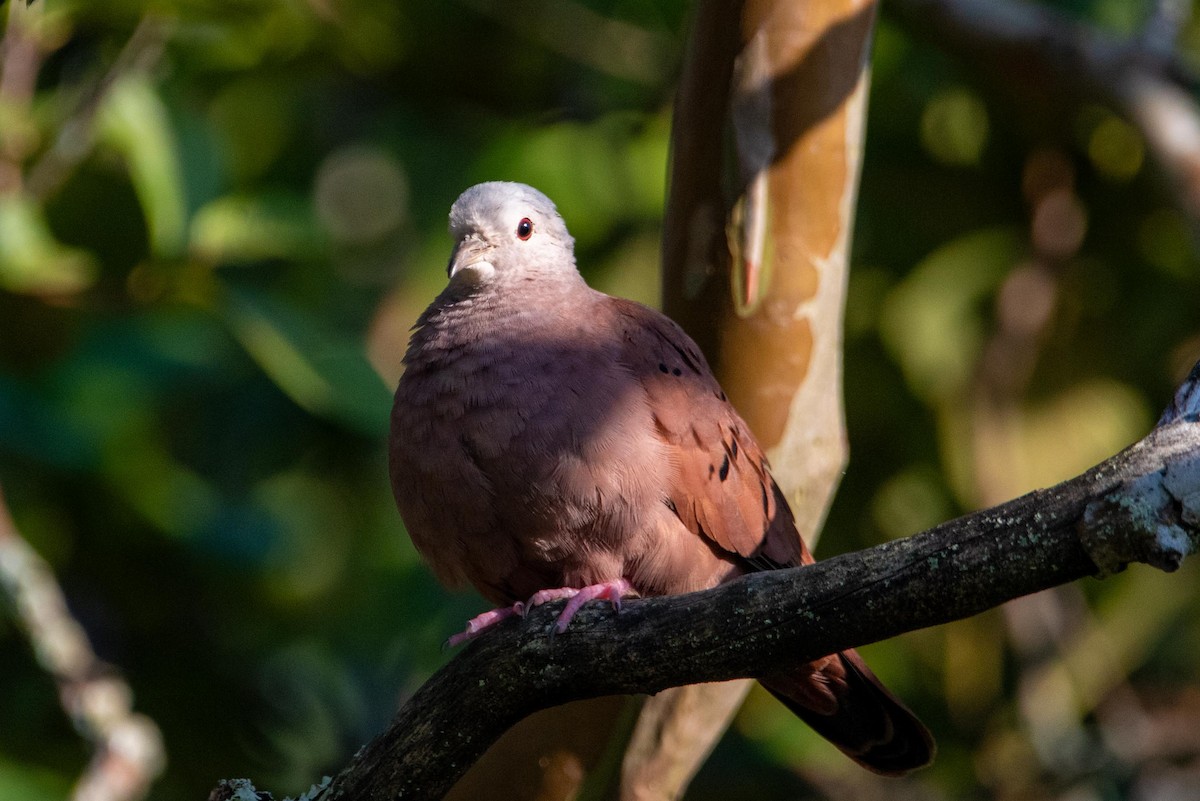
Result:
[0, 0, 44, 193]
[0, 485, 166, 801]
[620, 0, 879, 794]
[209, 362, 1200, 800]
[24, 14, 172, 202]
[887, 0, 1200, 226]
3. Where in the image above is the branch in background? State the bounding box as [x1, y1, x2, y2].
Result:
[456, 0, 676, 85]
[616, 680, 748, 800]
[621, 1, 878, 793]
[1, 11, 168, 795]
[610, 2, 752, 797]
[25, 14, 172, 202]
[887, 0, 1200, 226]
[212, 361, 1200, 801]
[0, 0, 44, 193]
[1142, 0, 1192, 62]
[0, 487, 165, 801]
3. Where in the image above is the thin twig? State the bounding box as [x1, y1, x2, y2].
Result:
[0, 0, 44, 192]
[25, 14, 172, 202]
[0, 486, 166, 801]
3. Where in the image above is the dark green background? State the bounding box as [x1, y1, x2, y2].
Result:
[2, 1, 1199, 799]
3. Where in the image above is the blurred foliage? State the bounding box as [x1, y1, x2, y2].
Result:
[2, 1, 1200, 800]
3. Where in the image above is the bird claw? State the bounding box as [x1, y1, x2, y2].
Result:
[526, 587, 579, 608]
[548, 579, 633, 634]
[445, 579, 634, 646]
[445, 605, 521, 648]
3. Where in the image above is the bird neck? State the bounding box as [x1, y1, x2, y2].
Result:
[446, 261, 587, 307]
[407, 269, 593, 361]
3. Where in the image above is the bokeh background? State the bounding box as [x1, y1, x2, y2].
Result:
[3, 1, 1200, 799]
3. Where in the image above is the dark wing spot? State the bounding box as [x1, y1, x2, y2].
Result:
[731, 439, 739, 459]
[671, 343, 701, 374]
[672, 367, 682, 376]
[663, 497, 678, 513]
[658, 363, 669, 373]
[718, 454, 730, 481]
[708, 463, 715, 478]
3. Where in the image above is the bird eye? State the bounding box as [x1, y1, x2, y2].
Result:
[516, 218, 533, 240]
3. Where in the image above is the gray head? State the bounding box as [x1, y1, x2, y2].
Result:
[445, 182, 577, 286]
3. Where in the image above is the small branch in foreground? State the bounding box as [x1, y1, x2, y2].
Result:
[0, 486, 165, 801]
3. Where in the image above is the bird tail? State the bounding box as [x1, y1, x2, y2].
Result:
[759, 649, 935, 776]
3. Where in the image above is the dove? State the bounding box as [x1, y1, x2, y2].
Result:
[389, 181, 934, 775]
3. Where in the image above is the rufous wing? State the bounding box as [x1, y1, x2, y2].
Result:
[612, 298, 805, 571]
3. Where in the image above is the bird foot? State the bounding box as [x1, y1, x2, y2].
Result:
[539, 578, 634, 635]
[445, 578, 634, 647]
[446, 605, 521, 648]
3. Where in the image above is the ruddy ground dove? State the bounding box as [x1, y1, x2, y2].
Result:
[389, 182, 934, 775]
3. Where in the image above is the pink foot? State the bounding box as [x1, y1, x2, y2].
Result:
[446, 578, 635, 646]
[446, 605, 520, 648]
[522, 587, 580, 609]
[538, 578, 634, 635]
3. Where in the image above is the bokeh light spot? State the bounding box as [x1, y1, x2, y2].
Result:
[920, 88, 989, 167]
[1138, 208, 1194, 277]
[315, 145, 409, 246]
[1088, 114, 1144, 181]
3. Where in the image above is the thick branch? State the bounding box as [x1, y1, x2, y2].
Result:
[273, 366, 1200, 801]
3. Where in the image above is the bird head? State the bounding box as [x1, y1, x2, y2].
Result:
[445, 182, 577, 286]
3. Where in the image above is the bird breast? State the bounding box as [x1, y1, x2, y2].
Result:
[389, 290, 670, 601]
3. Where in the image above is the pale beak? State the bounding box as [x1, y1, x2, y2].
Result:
[448, 236, 494, 279]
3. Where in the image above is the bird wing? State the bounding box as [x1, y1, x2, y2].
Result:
[610, 298, 808, 570]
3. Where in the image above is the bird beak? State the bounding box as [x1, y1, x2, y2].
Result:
[448, 236, 494, 279]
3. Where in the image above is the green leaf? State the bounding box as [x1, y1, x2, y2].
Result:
[880, 227, 1022, 402]
[96, 73, 188, 258]
[0, 195, 96, 295]
[190, 193, 325, 263]
[0, 756, 72, 801]
[222, 287, 392, 436]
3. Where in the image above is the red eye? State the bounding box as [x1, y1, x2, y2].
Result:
[516, 218, 533, 240]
